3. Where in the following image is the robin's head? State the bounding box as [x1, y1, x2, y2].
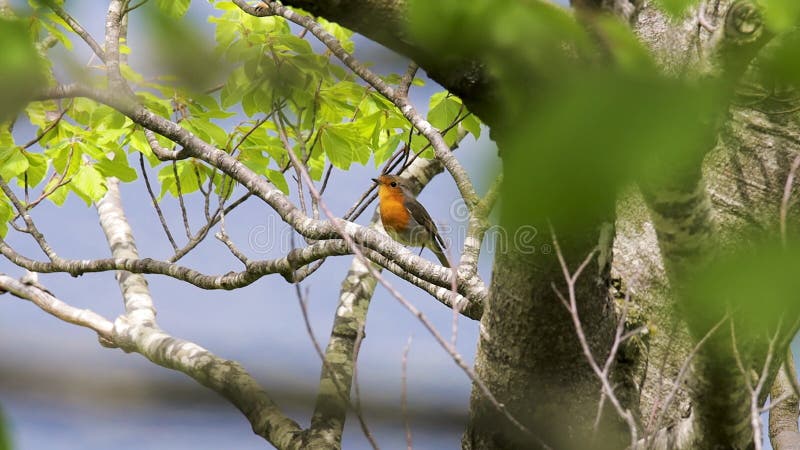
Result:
[371, 175, 408, 195]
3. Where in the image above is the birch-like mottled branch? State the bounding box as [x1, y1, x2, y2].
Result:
[96, 177, 305, 450]
[35, 84, 486, 302]
[0, 273, 113, 342]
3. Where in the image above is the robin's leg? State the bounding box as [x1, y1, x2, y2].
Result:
[418, 244, 425, 256]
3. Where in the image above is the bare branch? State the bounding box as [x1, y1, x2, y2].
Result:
[138, 152, 179, 252]
[103, 0, 130, 93]
[47, 3, 106, 62]
[769, 349, 800, 450]
[0, 273, 113, 342]
[551, 231, 639, 447]
[97, 178, 304, 449]
[0, 176, 59, 260]
[40, 85, 469, 288]
[145, 129, 188, 160]
[171, 160, 193, 239]
[294, 280, 379, 449]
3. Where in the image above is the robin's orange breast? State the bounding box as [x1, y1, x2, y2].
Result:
[378, 188, 411, 233]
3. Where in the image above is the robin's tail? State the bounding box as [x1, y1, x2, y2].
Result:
[427, 238, 451, 268]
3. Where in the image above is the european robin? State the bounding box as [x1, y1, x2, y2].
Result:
[371, 175, 451, 268]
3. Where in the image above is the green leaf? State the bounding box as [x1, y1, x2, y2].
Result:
[22, 152, 48, 187]
[157, 160, 202, 198]
[594, 16, 655, 74]
[0, 147, 30, 181]
[319, 123, 370, 170]
[146, 3, 225, 91]
[0, 195, 12, 238]
[374, 132, 403, 166]
[70, 164, 107, 205]
[654, 0, 700, 17]
[502, 70, 726, 231]
[46, 141, 80, 175]
[128, 130, 162, 167]
[428, 93, 463, 130]
[761, 0, 800, 32]
[184, 117, 229, 147]
[318, 17, 355, 53]
[137, 91, 172, 118]
[461, 113, 481, 139]
[238, 146, 270, 174]
[95, 149, 137, 182]
[686, 242, 800, 336]
[42, 176, 69, 206]
[266, 169, 289, 194]
[157, 0, 191, 18]
[40, 13, 73, 50]
[0, 128, 14, 148]
[0, 18, 46, 121]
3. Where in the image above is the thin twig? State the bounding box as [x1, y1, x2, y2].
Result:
[22, 101, 72, 149]
[0, 177, 59, 260]
[216, 210, 250, 266]
[551, 228, 639, 447]
[398, 62, 419, 98]
[169, 192, 252, 263]
[293, 280, 380, 450]
[47, 3, 106, 61]
[171, 160, 193, 239]
[139, 153, 179, 251]
[647, 314, 728, 448]
[123, 0, 150, 14]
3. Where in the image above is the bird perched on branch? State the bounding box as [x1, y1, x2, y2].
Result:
[372, 175, 451, 268]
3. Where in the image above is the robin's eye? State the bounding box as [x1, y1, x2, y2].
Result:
[390, 182, 397, 187]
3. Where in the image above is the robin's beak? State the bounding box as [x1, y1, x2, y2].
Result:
[370, 178, 379, 184]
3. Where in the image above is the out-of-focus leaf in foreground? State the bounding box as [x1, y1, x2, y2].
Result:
[0, 404, 9, 450]
[502, 71, 725, 230]
[143, 5, 227, 91]
[685, 242, 800, 336]
[653, 0, 701, 18]
[0, 18, 46, 121]
[756, 29, 800, 90]
[411, 0, 727, 230]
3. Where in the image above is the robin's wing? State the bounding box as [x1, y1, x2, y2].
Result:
[403, 196, 446, 249]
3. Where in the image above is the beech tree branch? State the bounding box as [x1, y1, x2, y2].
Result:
[0, 273, 113, 342]
[33, 83, 487, 306]
[769, 350, 800, 450]
[47, 2, 107, 62]
[96, 178, 305, 449]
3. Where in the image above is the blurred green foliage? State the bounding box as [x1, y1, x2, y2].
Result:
[144, 4, 226, 92]
[0, 404, 10, 450]
[686, 241, 800, 335]
[502, 71, 724, 230]
[411, 0, 733, 230]
[0, 17, 46, 121]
